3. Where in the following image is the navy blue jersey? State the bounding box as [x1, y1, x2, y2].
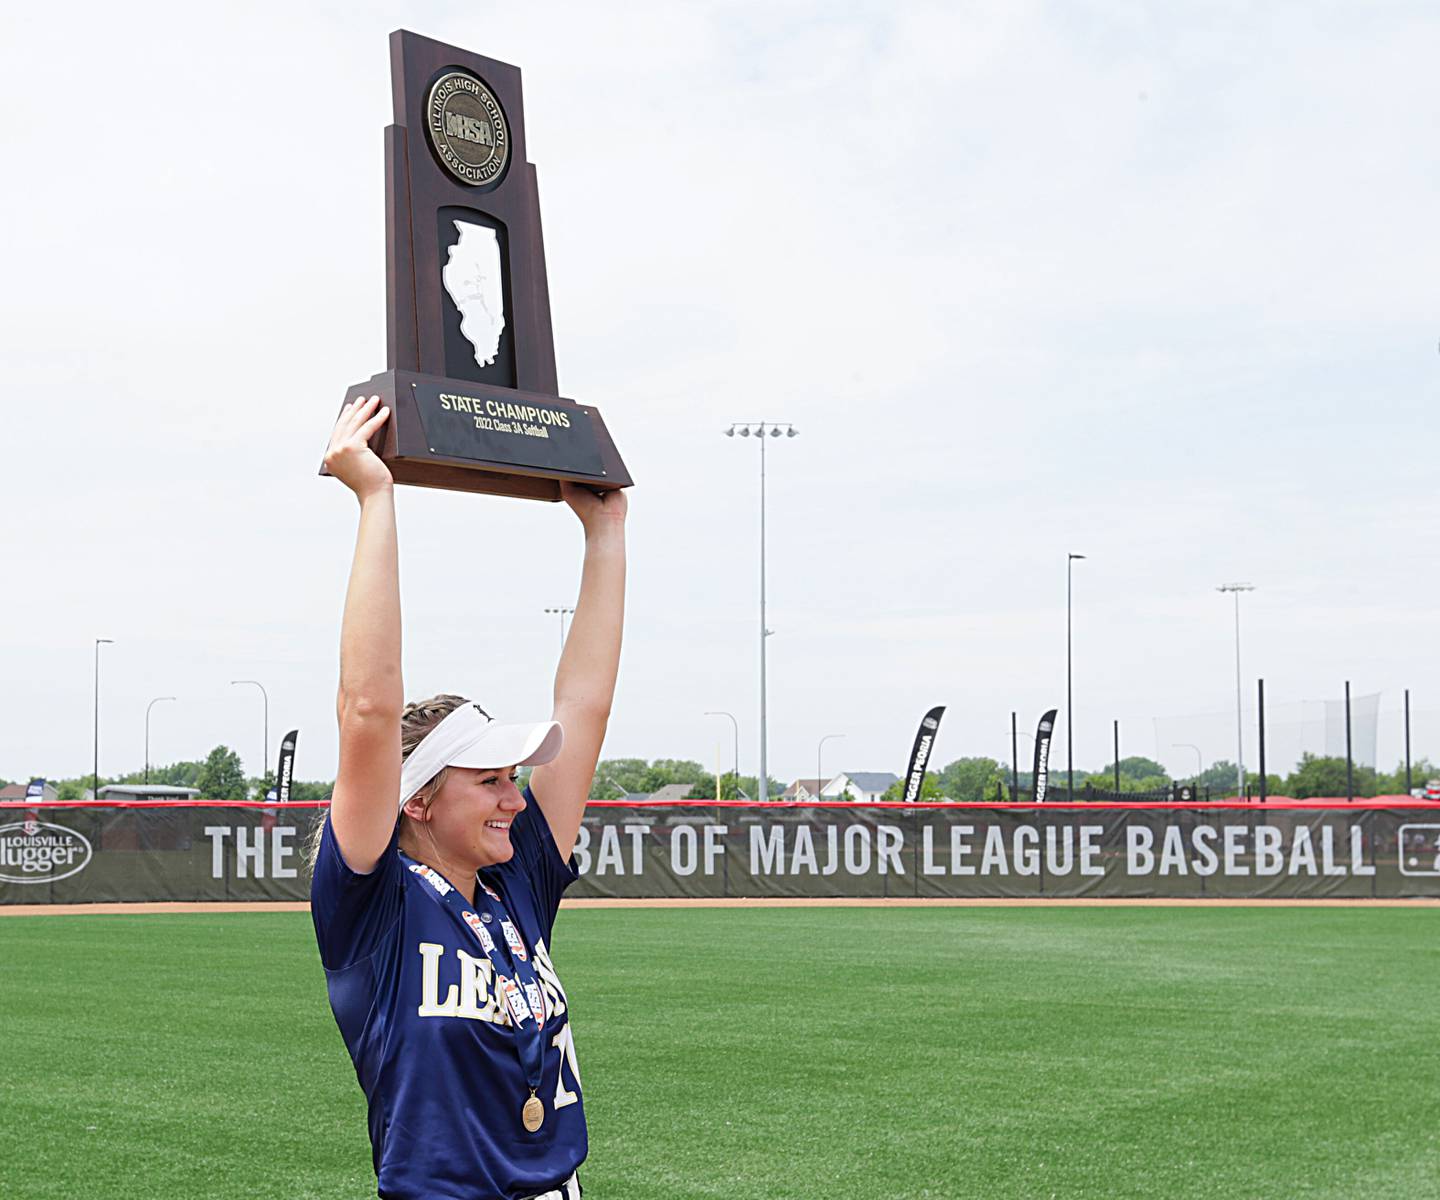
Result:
[311, 788, 586, 1200]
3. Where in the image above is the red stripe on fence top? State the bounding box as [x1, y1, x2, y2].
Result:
[3, 797, 1439, 812]
[591, 797, 1440, 811]
[592, 796, 1440, 811]
[0, 800, 332, 809]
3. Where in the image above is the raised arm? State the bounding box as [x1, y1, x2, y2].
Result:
[530, 483, 628, 858]
[325, 395, 403, 873]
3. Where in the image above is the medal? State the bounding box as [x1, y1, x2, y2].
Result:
[522, 1091, 545, 1133]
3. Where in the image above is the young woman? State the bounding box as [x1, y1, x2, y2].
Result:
[311, 394, 626, 1200]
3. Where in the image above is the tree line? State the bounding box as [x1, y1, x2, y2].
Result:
[7, 749, 1434, 805]
[587, 753, 1436, 802]
[881, 753, 1438, 801]
[10, 746, 332, 802]
[590, 753, 1439, 802]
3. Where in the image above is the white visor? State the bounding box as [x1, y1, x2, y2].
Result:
[399, 701, 564, 808]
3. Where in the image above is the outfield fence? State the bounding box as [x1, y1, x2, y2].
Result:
[4, 799, 1440, 903]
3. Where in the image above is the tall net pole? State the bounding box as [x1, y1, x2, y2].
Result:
[1217, 583, 1254, 795]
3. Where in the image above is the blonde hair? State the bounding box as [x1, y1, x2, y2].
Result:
[396, 693, 470, 850]
[306, 693, 469, 869]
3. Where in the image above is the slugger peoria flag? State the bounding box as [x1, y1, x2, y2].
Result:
[902, 707, 946, 802]
[1031, 709, 1058, 803]
[274, 731, 298, 804]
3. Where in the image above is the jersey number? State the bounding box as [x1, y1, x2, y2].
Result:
[552, 1022, 581, 1109]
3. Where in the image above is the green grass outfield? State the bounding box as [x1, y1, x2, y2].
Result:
[1, 906, 1436, 1199]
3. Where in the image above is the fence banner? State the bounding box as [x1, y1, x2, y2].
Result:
[2, 801, 1439, 904]
[0, 803, 325, 904]
[568, 801, 1440, 900]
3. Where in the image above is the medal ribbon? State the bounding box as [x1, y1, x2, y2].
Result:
[399, 851, 547, 1102]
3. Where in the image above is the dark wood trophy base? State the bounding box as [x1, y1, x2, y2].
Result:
[322, 370, 630, 502]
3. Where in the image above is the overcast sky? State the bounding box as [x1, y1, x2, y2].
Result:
[2, 1, 1437, 789]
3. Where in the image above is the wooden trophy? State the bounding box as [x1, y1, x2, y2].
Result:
[322, 29, 631, 500]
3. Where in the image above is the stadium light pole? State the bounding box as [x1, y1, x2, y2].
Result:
[93, 638, 114, 799]
[725, 421, 798, 803]
[544, 606, 575, 656]
[230, 680, 269, 783]
[704, 711, 741, 793]
[1067, 554, 1086, 800]
[145, 696, 176, 785]
[817, 733, 845, 802]
[1216, 583, 1255, 796]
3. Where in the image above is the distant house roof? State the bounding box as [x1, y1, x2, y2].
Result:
[839, 772, 900, 794]
[0, 783, 60, 801]
[648, 783, 694, 801]
[97, 785, 202, 799]
[783, 778, 827, 797]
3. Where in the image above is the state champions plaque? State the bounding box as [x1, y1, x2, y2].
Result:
[321, 30, 630, 501]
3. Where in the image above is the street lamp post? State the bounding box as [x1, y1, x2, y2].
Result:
[93, 638, 114, 799]
[1216, 583, 1255, 796]
[544, 606, 575, 655]
[725, 421, 798, 803]
[703, 711, 740, 795]
[817, 734, 845, 802]
[230, 680, 269, 783]
[1067, 553, 1086, 800]
[145, 696, 177, 785]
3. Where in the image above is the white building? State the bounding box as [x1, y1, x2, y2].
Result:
[95, 785, 202, 801]
[822, 772, 900, 802]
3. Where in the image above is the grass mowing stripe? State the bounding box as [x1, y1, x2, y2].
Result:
[0, 908, 1435, 1198]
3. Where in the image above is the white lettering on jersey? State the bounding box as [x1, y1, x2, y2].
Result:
[457, 949, 502, 1022]
[417, 942, 460, 1017]
[415, 941, 573, 1028]
[416, 943, 508, 1026]
[532, 938, 570, 1023]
